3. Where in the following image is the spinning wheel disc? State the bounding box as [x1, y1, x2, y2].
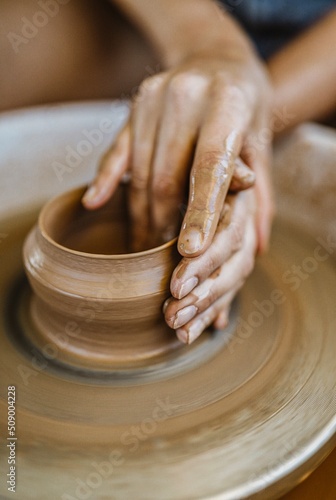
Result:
[0, 212, 335, 499]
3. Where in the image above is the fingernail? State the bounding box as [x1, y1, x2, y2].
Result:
[178, 276, 199, 299]
[179, 230, 203, 255]
[246, 170, 256, 182]
[162, 298, 172, 314]
[173, 305, 198, 329]
[176, 329, 188, 344]
[241, 171, 256, 186]
[186, 320, 204, 343]
[176, 319, 203, 344]
[82, 185, 99, 205]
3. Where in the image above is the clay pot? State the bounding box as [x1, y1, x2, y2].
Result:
[23, 185, 181, 370]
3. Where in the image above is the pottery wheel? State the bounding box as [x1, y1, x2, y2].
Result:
[0, 103, 335, 499]
[0, 210, 335, 500]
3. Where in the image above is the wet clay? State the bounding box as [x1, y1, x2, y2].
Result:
[23, 185, 183, 370]
[1, 207, 335, 499]
[0, 103, 335, 500]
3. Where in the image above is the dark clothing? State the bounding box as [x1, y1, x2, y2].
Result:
[220, 0, 336, 58]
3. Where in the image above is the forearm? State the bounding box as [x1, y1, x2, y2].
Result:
[111, 0, 255, 67]
[268, 9, 336, 134]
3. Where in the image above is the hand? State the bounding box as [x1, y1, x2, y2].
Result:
[82, 50, 273, 254]
[163, 188, 258, 344]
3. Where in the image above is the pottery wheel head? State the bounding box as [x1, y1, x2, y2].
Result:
[0, 102, 335, 500]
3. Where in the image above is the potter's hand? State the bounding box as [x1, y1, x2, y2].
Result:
[82, 52, 273, 254]
[164, 188, 258, 344]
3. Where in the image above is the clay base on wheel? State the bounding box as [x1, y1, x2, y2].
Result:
[0, 103, 335, 500]
[0, 209, 335, 499]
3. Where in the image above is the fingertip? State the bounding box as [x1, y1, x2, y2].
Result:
[178, 228, 211, 258]
[82, 185, 101, 209]
[178, 229, 202, 255]
[171, 276, 199, 300]
[259, 235, 270, 255]
[176, 329, 189, 344]
[257, 235, 266, 255]
[214, 312, 229, 330]
[257, 220, 271, 255]
[178, 208, 219, 257]
[231, 160, 256, 191]
[170, 284, 180, 300]
[162, 297, 172, 314]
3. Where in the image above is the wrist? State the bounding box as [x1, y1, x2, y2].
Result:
[112, 0, 255, 69]
[160, 15, 255, 68]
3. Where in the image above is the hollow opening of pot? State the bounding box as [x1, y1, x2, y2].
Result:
[40, 185, 179, 255]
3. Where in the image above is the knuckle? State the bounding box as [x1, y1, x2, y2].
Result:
[207, 286, 217, 306]
[201, 312, 213, 331]
[138, 74, 164, 98]
[152, 176, 180, 199]
[193, 311, 209, 332]
[225, 84, 245, 102]
[205, 252, 219, 276]
[131, 172, 148, 191]
[168, 73, 198, 98]
[214, 80, 252, 114]
[198, 285, 217, 311]
[215, 79, 245, 100]
[196, 150, 227, 175]
[229, 221, 244, 251]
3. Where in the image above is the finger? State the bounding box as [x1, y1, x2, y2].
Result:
[178, 83, 254, 257]
[171, 191, 250, 300]
[166, 216, 256, 329]
[150, 73, 208, 243]
[82, 122, 131, 209]
[230, 157, 255, 191]
[241, 95, 274, 254]
[242, 137, 274, 254]
[129, 75, 166, 251]
[213, 309, 230, 330]
[175, 287, 237, 344]
[255, 166, 274, 253]
[254, 150, 274, 254]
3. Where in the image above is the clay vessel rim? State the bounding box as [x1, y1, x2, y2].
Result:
[38, 187, 178, 260]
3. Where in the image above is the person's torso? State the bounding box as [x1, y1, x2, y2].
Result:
[220, 0, 336, 57]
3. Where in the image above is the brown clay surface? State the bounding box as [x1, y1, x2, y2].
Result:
[0, 206, 335, 499]
[0, 105, 335, 499]
[23, 185, 183, 370]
